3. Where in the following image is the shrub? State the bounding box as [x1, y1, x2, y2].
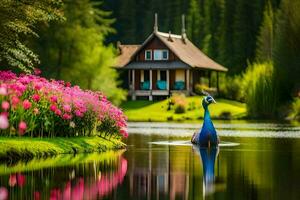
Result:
[219, 75, 243, 101]
[241, 62, 277, 118]
[175, 103, 186, 114]
[0, 70, 128, 138]
[170, 93, 187, 114]
[290, 98, 300, 121]
[194, 84, 217, 96]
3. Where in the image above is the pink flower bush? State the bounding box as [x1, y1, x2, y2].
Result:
[0, 70, 128, 138]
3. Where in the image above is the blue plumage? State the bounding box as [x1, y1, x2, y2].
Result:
[191, 94, 219, 147]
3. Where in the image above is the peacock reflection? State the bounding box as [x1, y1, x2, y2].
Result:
[193, 146, 219, 197]
[0, 152, 127, 200]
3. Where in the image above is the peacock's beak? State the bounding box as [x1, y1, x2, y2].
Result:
[211, 98, 217, 104]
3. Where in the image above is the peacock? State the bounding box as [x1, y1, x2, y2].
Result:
[191, 92, 219, 147]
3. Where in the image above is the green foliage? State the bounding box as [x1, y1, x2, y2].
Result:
[273, 0, 300, 103]
[194, 84, 217, 96]
[219, 75, 243, 101]
[256, 0, 275, 62]
[35, 0, 126, 105]
[187, 0, 204, 47]
[289, 98, 300, 121]
[241, 62, 277, 118]
[0, 0, 63, 72]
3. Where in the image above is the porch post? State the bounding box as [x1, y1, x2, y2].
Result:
[186, 69, 190, 95]
[132, 69, 136, 100]
[166, 70, 170, 91]
[217, 71, 220, 94]
[149, 69, 153, 101]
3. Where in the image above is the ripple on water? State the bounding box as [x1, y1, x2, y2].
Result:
[149, 140, 240, 147]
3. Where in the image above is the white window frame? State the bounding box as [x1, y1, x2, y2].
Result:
[145, 50, 152, 60]
[154, 49, 169, 60]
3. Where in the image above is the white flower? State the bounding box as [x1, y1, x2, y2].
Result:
[69, 121, 75, 128]
[0, 114, 9, 129]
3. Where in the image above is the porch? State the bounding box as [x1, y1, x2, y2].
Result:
[127, 68, 219, 100]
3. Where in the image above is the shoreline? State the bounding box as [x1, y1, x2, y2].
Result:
[0, 136, 126, 162]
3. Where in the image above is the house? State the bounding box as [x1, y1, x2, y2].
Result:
[115, 14, 228, 100]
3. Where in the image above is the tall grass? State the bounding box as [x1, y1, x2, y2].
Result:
[241, 62, 277, 118]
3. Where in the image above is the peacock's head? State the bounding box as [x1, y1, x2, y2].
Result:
[202, 91, 216, 108]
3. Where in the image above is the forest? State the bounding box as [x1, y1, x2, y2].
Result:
[0, 0, 299, 119]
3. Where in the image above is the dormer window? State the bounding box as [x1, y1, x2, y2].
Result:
[154, 49, 169, 60]
[145, 50, 152, 60]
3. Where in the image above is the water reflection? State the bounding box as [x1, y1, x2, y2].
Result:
[0, 151, 127, 200]
[193, 146, 219, 197]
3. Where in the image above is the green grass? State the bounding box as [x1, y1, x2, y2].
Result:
[0, 136, 126, 161]
[121, 96, 246, 122]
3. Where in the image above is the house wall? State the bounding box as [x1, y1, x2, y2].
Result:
[175, 69, 185, 81]
[136, 37, 178, 61]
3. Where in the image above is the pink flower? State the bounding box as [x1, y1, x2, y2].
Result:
[11, 96, 20, 106]
[55, 109, 62, 116]
[62, 113, 72, 120]
[65, 82, 71, 87]
[75, 110, 83, 117]
[50, 104, 57, 112]
[34, 68, 42, 75]
[0, 87, 7, 95]
[50, 95, 58, 103]
[32, 94, 40, 102]
[1, 101, 10, 110]
[18, 121, 27, 135]
[22, 99, 32, 110]
[0, 113, 9, 129]
[9, 174, 17, 187]
[63, 104, 71, 113]
[0, 187, 8, 200]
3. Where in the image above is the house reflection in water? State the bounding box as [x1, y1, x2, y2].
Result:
[126, 143, 222, 200]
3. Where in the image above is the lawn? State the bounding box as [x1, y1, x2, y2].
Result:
[121, 96, 246, 122]
[0, 137, 126, 161]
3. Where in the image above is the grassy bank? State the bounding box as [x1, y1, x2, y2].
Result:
[121, 96, 246, 122]
[0, 136, 126, 162]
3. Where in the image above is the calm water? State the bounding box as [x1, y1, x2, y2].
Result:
[1, 121, 300, 200]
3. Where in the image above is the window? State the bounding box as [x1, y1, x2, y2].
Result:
[145, 50, 152, 60]
[154, 50, 169, 60]
[162, 50, 168, 60]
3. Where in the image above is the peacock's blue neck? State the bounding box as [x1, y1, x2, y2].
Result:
[204, 106, 211, 123]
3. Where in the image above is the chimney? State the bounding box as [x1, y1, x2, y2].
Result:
[154, 13, 158, 33]
[181, 14, 187, 43]
[168, 31, 173, 42]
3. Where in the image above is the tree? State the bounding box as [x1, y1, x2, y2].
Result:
[187, 0, 204, 47]
[0, 0, 63, 72]
[273, 0, 300, 102]
[255, 1, 275, 62]
[36, 0, 126, 105]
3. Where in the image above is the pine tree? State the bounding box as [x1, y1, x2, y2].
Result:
[219, 0, 236, 70]
[187, 0, 203, 47]
[273, 0, 300, 101]
[255, 1, 275, 62]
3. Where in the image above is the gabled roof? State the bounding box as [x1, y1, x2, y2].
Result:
[116, 31, 228, 72]
[115, 45, 140, 68]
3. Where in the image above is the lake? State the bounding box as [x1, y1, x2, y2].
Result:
[0, 121, 300, 200]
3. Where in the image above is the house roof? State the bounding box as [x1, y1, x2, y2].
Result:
[116, 31, 228, 72]
[115, 45, 140, 68]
